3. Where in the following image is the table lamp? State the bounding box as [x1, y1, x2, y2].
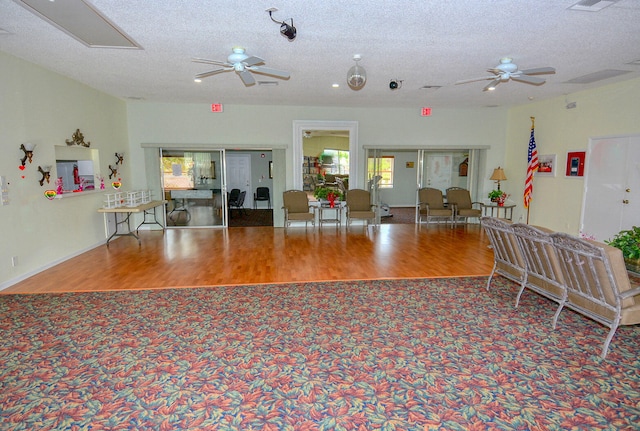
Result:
[490, 167, 507, 190]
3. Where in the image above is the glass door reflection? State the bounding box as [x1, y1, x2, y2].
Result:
[161, 149, 226, 227]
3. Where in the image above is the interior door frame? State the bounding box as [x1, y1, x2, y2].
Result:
[225, 153, 253, 209]
[293, 120, 358, 190]
[159, 148, 228, 229]
[581, 134, 640, 241]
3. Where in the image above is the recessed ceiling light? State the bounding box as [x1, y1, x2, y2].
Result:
[332, 83, 340, 88]
[194, 78, 202, 83]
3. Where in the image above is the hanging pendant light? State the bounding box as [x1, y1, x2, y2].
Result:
[347, 54, 366, 90]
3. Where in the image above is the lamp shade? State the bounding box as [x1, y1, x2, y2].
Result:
[490, 167, 507, 181]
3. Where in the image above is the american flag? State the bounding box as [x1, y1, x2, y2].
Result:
[523, 126, 538, 209]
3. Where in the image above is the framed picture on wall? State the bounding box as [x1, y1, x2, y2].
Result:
[537, 154, 556, 177]
[565, 151, 586, 177]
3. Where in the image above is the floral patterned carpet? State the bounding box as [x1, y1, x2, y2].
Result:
[1, 277, 639, 430]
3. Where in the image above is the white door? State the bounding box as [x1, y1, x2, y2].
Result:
[226, 154, 253, 209]
[581, 136, 640, 241]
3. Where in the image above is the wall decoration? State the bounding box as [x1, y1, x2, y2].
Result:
[38, 165, 52, 186]
[565, 151, 586, 177]
[269, 161, 273, 179]
[109, 164, 118, 179]
[20, 143, 36, 166]
[406, 161, 415, 168]
[537, 154, 556, 177]
[44, 190, 57, 200]
[65, 129, 91, 147]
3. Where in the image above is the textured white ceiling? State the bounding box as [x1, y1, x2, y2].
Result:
[1, 0, 640, 109]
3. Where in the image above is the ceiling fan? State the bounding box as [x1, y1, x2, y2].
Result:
[456, 58, 555, 91]
[192, 47, 290, 86]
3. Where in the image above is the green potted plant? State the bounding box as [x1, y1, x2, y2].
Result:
[488, 190, 503, 202]
[605, 226, 640, 273]
[314, 187, 343, 201]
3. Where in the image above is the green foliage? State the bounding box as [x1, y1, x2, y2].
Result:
[488, 190, 503, 200]
[605, 226, 640, 259]
[314, 187, 343, 200]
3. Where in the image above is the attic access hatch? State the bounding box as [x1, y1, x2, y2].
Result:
[568, 0, 620, 11]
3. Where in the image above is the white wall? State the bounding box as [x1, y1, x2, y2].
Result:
[125, 103, 510, 208]
[505, 78, 640, 233]
[0, 52, 129, 289]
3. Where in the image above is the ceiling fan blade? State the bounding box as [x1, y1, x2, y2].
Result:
[519, 67, 556, 75]
[249, 66, 290, 79]
[238, 69, 256, 86]
[512, 74, 546, 85]
[195, 68, 229, 79]
[192, 57, 228, 66]
[243, 56, 264, 67]
[455, 76, 496, 85]
[483, 79, 501, 92]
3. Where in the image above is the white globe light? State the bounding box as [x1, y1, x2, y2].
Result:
[347, 55, 366, 90]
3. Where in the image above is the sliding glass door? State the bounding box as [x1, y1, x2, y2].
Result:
[418, 149, 480, 201]
[160, 149, 227, 227]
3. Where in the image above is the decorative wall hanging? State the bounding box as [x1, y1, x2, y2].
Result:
[65, 129, 91, 147]
[20, 143, 36, 166]
[114, 152, 124, 165]
[537, 154, 556, 177]
[108, 164, 118, 179]
[44, 190, 57, 200]
[38, 165, 51, 186]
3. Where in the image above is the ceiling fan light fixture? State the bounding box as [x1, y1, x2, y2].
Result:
[347, 55, 366, 90]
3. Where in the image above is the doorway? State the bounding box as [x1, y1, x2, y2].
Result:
[366, 148, 481, 224]
[293, 120, 358, 190]
[161, 149, 226, 227]
[226, 150, 274, 227]
[581, 135, 640, 241]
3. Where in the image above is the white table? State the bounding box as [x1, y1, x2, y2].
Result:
[98, 200, 167, 245]
[311, 200, 345, 227]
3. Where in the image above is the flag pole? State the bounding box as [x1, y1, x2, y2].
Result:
[526, 116, 535, 224]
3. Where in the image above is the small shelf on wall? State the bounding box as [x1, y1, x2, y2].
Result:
[54, 189, 103, 199]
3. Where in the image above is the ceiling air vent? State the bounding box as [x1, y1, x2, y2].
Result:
[14, 0, 141, 48]
[568, 0, 620, 12]
[565, 69, 631, 84]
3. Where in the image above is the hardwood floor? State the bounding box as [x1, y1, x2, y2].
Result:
[2, 223, 494, 294]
